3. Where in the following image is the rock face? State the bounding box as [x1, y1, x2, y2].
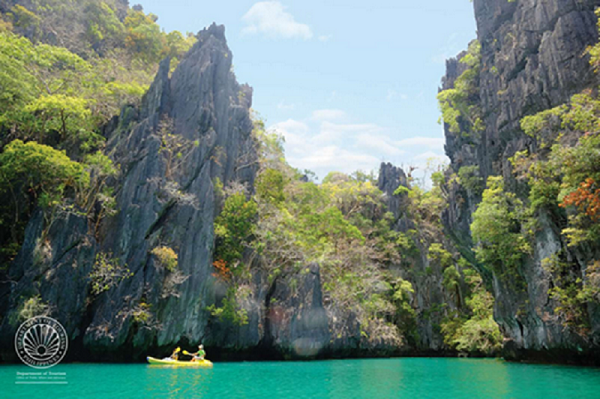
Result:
[378, 163, 467, 353]
[0, 24, 392, 362]
[0, 24, 261, 361]
[442, 0, 600, 363]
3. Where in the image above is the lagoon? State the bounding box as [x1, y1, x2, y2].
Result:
[2, 358, 600, 398]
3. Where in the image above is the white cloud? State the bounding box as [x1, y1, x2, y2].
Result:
[386, 89, 409, 102]
[318, 35, 332, 42]
[311, 109, 346, 121]
[356, 133, 405, 157]
[269, 118, 392, 178]
[298, 146, 380, 174]
[277, 101, 296, 111]
[242, 1, 313, 40]
[270, 119, 309, 136]
[268, 113, 448, 181]
[396, 137, 445, 150]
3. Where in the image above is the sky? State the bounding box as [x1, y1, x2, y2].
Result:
[136, 0, 477, 181]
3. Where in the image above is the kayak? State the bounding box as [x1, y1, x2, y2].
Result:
[147, 356, 213, 368]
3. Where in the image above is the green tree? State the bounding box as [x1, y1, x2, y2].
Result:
[471, 176, 530, 279]
[0, 140, 89, 263]
[437, 40, 484, 138]
[24, 94, 99, 149]
[214, 193, 258, 273]
[124, 8, 167, 63]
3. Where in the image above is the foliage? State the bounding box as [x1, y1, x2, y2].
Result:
[471, 176, 530, 280]
[247, 117, 486, 347]
[206, 286, 249, 326]
[588, 9, 600, 73]
[0, 140, 89, 263]
[84, 1, 126, 47]
[0, 29, 94, 134]
[393, 185, 410, 196]
[132, 302, 152, 325]
[212, 258, 231, 281]
[151, 246, 178, 272]
[391, 277, 418, 343]
[441, 270, 502, 355]
[16, 295, 50, 324]
[24, 94, 100, 150]
[0, 9, 164, 263]
[443, 265, 461, 292]
[520, 105, 565, 144]
[509, 22, 600, 336]
[256, 168, 287, 205]
[0, 2, 196, 150]
[428, 243, 453, 268]
[252, 114, 286, 169]
[515, 92, 600, 247]
[0, 139, 89, 206]
[89, 252, 132, 295]
[451, 308, 502, 354]
[542, 255, 600, 335]
[437, 40, 484, 139]
[561, 178, 600, 222]
[213, 193, 258, 275]
[457, 165, 484, 194]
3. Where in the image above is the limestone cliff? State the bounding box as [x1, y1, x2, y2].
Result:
[0, 24, 261, 360]
[0, 24, 401, 361]
[442, 0, 600, 363]
[378, 163, 478, 354]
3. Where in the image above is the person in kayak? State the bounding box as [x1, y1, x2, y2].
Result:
[165, 347, 180, 361]
[190, 344, 206, 362]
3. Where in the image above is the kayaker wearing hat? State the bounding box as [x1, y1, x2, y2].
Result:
[190, 344, 206, 362]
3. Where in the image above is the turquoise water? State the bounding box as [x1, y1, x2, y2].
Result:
[2, 358, 600, 398]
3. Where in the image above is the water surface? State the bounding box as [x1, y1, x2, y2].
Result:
[2, 358, 600, 398]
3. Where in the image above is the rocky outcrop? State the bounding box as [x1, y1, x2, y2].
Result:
[0, 24, 403, 362]
[378, 163, 467, 353]
[262, 263, 330, 358]
[0, 24, 261, 361]
[442, 0, 600, 363]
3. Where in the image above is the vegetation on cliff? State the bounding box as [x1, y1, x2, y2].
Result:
[0, 1, 193, 267]
[465, 8, 600, 341]
[208, 120, 501, 354]
[0, 0, 504, 358]
[437, 40, 484, 140]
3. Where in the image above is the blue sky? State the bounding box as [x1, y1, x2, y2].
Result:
[136, 0, 477, 180]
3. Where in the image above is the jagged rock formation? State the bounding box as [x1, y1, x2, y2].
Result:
[0, 24, 261, 361]
[0, 24, 406, 362]
[378, 163, 470, 353]
[7, 0, 599, 364]
[442, 0, 600, 363]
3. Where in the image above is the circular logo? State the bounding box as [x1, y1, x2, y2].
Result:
[14, 316, 68, 369]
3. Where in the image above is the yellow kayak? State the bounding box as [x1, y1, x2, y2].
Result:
[147, 356, 213, 368]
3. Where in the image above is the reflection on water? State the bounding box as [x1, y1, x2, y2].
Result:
[2, 358, 600, 399]
[145, 365, 213, 397]
[445, 358, 510, 398]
